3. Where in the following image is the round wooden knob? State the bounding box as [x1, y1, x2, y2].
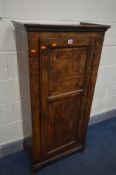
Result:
[51, 43, 57, 47]
[41, 46, 47, 50]
[30, 49, 37, 53]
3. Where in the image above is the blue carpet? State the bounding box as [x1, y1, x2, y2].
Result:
[0, 117, 116, 175]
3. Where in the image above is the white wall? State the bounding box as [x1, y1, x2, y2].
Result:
[0, 0, 116, 146]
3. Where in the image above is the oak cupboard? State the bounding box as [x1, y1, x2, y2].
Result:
[13, 22, 110, 171]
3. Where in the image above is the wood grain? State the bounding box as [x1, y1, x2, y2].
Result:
[13, 22, 110, 171]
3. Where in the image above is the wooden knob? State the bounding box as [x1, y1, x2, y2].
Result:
[41, 45, 47, 50]
[51, 43, 57, 47]
[30, 49, 37, 53]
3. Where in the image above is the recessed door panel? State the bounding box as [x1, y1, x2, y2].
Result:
[49, 47, 88, 95]
[48, 97, 80, 153]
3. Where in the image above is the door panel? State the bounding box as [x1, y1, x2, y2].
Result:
[48, 97, 80, 153]
[40, 36, 95, 159]
[49, 47, 88, 95]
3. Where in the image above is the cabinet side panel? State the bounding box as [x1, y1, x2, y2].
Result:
[27, 32, 41, 164]
[15, 27, 32, 155]
[78, 33, 105, 143]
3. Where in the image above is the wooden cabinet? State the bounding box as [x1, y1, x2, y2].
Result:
[13, 22, 110, 171]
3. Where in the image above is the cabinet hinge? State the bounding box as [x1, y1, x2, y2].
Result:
[42, 111, 48, 117]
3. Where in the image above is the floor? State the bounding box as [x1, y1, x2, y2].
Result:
[0, 117, 116, 175]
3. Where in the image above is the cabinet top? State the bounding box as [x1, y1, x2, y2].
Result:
[12, 21, 110, 32]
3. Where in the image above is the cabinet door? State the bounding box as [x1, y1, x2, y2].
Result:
[40, 36, 96, 159]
